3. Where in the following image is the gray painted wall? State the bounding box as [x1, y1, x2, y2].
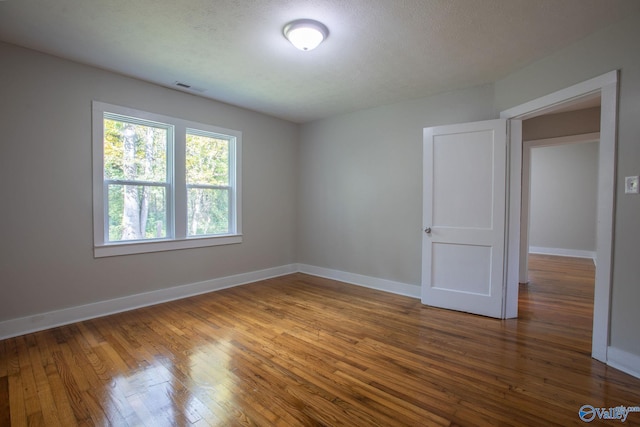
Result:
[298, 85, 495, 286]
[523, 107, 600, 141]
[524, 108, 600, 256]
[528, 141, 599, 253]
[0, 42, 299, 321]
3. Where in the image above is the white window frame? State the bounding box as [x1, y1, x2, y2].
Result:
[92, 101, 242, 257]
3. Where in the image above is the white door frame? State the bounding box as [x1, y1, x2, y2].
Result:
[500, 70, 618, 363]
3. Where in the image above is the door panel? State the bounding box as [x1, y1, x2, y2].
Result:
[432, 243, 492, 295]
[422, 119, 507, 318]
[432, 131, 495, 228]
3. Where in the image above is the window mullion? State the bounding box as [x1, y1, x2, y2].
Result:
[173, 124, 187, 239]
[230, 135, 239, 235]
[105, 179, 170, 187]
[186, 184, 231, 190]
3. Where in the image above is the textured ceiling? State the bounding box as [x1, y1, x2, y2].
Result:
[1, 0, 638, 123]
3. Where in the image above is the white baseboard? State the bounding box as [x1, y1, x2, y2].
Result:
[6, 262, 638, 383]
[0, 263, 418, 340]
[529, 246, 596, 261]
[607, 347, 640, 380]
[0, 264, 298, 340]
[297, 264, 420, 299]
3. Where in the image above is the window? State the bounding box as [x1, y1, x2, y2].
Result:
[92, 101, 241, 257]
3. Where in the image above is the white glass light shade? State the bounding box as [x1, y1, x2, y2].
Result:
[283, 19, 329, 51]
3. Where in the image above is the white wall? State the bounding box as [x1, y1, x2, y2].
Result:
[298, 85, 495, 290]
[528, 141, 599, 256]
[0, 42, 299, 323]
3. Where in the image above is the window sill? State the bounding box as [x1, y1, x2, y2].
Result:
[94, 234, 243, 258]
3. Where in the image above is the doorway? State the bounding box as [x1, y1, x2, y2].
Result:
[521, 129, 601, 283]
[520, 129, 600, 347]
[501, 70, 618, 363]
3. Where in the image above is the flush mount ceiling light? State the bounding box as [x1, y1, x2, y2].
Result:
[283, 19, 329, 51]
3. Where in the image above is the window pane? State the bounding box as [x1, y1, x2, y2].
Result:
[187, 188, 229, 236]
[107, 184, 167, 242]
[104, 118, 168, 182]
[186, 133, 229, 186]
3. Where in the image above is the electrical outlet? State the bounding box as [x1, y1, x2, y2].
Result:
[625, 176, 639, 194]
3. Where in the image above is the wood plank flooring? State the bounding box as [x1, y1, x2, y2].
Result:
[1, 255, 640, 426]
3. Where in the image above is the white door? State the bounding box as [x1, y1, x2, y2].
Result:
[422, 119, 507, 318]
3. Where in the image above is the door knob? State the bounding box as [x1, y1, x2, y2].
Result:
[424, 227, 432, 234]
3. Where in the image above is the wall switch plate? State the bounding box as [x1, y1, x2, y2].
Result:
[625, 176, 639, 194]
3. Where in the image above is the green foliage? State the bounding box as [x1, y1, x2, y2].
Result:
[107, 185, 167, 241]
[187, 188, 229, 236]
[104, 117, 169, 241]
[104, 118, 167, 182]
[103, 119, 233, 241]
[186, 133, 229, 185]
[186, 133, 232, 236]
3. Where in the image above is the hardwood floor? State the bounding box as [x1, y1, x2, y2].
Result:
[1, 255, 639, 426]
